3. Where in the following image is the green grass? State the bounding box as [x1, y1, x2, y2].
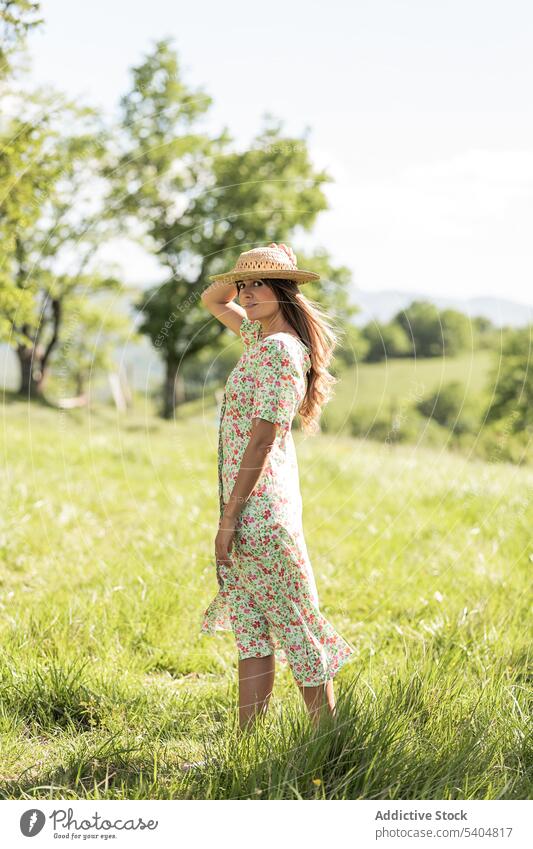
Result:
[0, 395, 531, 799]
[324, 350, 495, 428]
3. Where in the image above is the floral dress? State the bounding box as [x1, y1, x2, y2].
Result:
[200, 316, 354, 686]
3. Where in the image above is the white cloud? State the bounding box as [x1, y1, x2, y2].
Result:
[315, 149, 533, 301]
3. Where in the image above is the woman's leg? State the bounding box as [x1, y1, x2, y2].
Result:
[238, 653, 275, 732]
[297, 678, 336, 728]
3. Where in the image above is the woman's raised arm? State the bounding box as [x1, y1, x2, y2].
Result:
[201, 278, 246, 337]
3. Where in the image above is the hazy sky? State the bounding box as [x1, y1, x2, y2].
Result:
[25, 0, 533, 305]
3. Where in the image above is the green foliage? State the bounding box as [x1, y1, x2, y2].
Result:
[393, 300, 441, 356]
[333, 323, 369, 367]
[475, 420, 532, 465]
[0, 0, 42, 79]
[471, 315, 499, 350]
[50, 294, 139, 397]
[0, 83, 121, 396]
[361, 320, 411, 362]
[416, 380, 478, 434]
[439, 308, 473, 355]
[484, 325, 533, 433]
[0, 92, 69, 345]
[320, 350, 530, 463]
[111, 38, 216, 224]
[393, 300, 472, 358]
[112, 39, 356, 416]
[358, 303, 487, 364]
[341, 402, 453, 448]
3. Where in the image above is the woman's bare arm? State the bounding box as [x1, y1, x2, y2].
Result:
[220, 419, 278, 524]
[215, 422, 276, 565]
[201, 278, 246, 337]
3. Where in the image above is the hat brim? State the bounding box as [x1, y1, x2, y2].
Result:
[208, 269, 320, 285]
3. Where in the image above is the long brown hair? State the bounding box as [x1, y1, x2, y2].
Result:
[260, 278, 339, 435]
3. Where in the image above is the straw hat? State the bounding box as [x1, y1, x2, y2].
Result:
[208, 245, 320, 286]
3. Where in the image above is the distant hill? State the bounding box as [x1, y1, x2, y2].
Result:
[351, 289, 532, 327]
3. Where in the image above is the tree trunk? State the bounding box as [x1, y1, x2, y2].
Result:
[175, 371, 186, 405]
[16, 345, 43, 397]
[75, 374, 85, 396]
[162, 360, 179, 419]
[15, 298, 62, 400]
[35, 364, 51, 395]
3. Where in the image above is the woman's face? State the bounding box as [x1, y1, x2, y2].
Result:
[236, 279, 279, 321]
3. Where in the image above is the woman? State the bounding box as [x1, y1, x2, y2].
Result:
[200, 243, 354, 732]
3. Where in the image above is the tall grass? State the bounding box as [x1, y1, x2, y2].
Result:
[0, 397, 531, 799]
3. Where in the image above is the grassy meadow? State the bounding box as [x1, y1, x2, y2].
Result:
[326, 350, 494, 422]
[0, 390, 531, 800]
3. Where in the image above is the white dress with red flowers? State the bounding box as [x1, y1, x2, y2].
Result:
[201, 316, 354, 686]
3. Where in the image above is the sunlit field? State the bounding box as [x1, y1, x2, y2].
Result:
[0, 396, 531, 799]
[326, 350, 494, 423]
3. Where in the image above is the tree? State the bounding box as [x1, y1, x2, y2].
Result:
[393, 300, 442, 357]
[113, 39, 356, 418]
[361, 321, 411, 362]
[0, 92, 65, 348]
[52, 294, 137, 400]
[1, 88, 120, 396]
[392, 300, 470, 358]
[0, 3, 47, 342]
[0, 0, 42, 79]
[439, 308, 471, 356]
[1, 3, 123, 396]
[333, 323, 369, 367]
[472, 315, 499, 350]
[416, 380, 477, 434]
[484, 326, 533, 432]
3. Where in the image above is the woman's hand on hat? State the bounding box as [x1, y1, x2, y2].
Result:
[269, 242, 297, 266]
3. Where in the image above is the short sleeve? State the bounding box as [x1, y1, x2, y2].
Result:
[252, 339, 303, 434]
[239, 316, 262, 347]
